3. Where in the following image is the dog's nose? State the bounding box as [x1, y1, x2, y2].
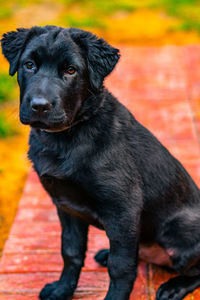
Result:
[31, 98, 51, 113]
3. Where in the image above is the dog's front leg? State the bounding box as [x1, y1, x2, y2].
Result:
[102, 197, 142, 300]
[39, 207, 88, 300]
[104, 219, 139, 300]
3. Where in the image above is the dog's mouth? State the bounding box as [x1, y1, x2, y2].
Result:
[29, 120, 71, 133]
[30, 121, 50, 130]
[20, 111, 74, 132]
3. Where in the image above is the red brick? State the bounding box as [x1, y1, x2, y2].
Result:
[0, 253, 62, 273]
[0, 296, 39, 300]
[0, 272, 109, 293]
[0, 250, 108, 273]
[4, 228, 108, 255]
[9, 221, 60, 237]
[0, 292, 107, 300]
[147, 264, 177, 299]
[130, 262, 149, 300]
[3, 235, 60, 254]
[15, 208, 58, 223]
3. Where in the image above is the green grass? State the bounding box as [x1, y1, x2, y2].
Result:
[0, 6, 13, 19]
[0, 73, 17, 104]
[66, 15, 106, 29]
[0, 113, 18, 138]
[62, 0, 136, 13]
[162, 0, 200, 34]
[91, 0, 137, 14]
[0, 73, 18, 137]
[178, 21, 200, 33]
[62, 0, 136, 28]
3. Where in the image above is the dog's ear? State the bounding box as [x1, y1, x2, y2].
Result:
[1, 28, 30, 76]
[70, 28, 120, 91]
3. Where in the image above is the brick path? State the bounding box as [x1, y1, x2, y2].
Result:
[0, 46, 200, 299]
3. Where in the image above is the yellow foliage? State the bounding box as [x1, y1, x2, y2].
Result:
[0, 105, 30, 254]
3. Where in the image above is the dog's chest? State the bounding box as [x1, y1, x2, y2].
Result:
[31, 145, 75, 178]
[28, 130, 92, 179]
[40, 173, 101, 227]
[29, 142, 102, 227]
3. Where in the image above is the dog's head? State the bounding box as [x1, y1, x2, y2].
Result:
[1, 26, 120, 132]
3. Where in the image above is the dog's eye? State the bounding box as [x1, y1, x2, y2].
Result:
[24, 61, 35, 70]
[65, 66, 76, 75]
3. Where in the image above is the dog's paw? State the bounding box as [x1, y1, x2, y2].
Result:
[39, 280, 73, 300]
[156, 276, 192, 300]
[94, 249, 109, 267]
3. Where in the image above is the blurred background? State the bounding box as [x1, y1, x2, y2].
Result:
[0, 0, 200, 256]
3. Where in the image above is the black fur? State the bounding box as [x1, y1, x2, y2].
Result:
[1, 25, 200, 300]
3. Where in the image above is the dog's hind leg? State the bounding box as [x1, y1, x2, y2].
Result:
[156, 274, 200, 300]
[158, 207, 200, 273]
[94, 249, 109, 266]
[156, 207, 200, 299]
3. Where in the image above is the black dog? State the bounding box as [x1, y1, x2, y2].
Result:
[1, 25, 200, 300]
